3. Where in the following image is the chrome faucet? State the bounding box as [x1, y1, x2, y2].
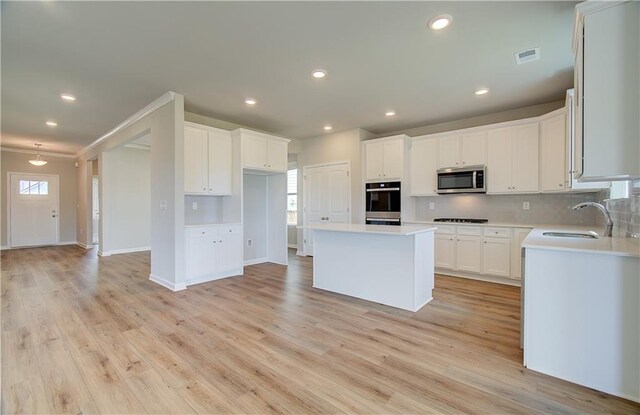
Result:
[572, 202, 613, 237]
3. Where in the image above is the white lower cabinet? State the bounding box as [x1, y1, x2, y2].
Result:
[456, 235, 482, 273]
[434, 234, 456, 269]
[185, 224, 242, 284]
[433, 224, 532, 283]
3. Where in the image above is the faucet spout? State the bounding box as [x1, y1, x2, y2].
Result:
[572, 202, 614, 237]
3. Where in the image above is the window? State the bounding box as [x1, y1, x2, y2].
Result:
[287, 169, 298, 225]
[19, 180, 48, 195]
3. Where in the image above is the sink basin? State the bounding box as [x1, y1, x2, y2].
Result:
[542, 231, 599, 239]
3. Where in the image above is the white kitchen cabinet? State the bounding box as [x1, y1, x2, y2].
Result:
[540, 111, 567, 192]
[456, 235, 482, 273]
[487, 123, 539, 194]
[434, 234, 456, 269]
[565, 90, 610, 191]
[510, 228, 531, 280]
[365, 137, 405, 180]
[185, 224, 242, 284]
[573, 1, 640, 181]
[437, 132, 486, 169]
[482, 237, 510, 277]
[410, 138, 437, 196]
[241, 130, 289, 172]
[184, 123, 232, 195]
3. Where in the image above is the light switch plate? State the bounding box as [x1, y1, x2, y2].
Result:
[523, 202, 530, 210]
[192, 202, 198, 210]
[429, 202, 435, 210]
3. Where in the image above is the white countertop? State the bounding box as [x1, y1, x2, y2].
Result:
[301, 223, 436, 236]
[522, 225, 640, 258]
[184, 222, 241, 228]
[405, 220, 534, 228]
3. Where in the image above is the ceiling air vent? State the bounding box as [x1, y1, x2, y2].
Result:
[515, 48, 540, 65]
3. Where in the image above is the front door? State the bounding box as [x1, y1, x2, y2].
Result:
[9, 173, 59, 247]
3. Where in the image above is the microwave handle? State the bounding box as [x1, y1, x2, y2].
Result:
[472, 171, 477, 189]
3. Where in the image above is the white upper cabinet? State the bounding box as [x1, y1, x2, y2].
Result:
[437, 132, 486, 168]
[241, 130, 289, 172]
[573, 1, 640, 181]
[487, 123, 539, 194]
[364, 136, 405, 181]
[410, 138, 437, 196]
[540, 111, 567, 192]
[184, 123, 232, 195]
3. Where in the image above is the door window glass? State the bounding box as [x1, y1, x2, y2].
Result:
[19, 180, 49, 195]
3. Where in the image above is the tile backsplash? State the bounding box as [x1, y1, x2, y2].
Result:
[606, 180, 640, 238]
[412, 192, 601, 225]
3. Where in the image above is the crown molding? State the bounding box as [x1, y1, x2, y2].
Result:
[0, 146, 76, 158]
[75, 91, 176, 158]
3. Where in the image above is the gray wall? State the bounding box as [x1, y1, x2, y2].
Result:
[411, 192, 601, 226]
[1, 150, 77, 246]
[373, 100, 565, 139]
[101, 146, 150, 252]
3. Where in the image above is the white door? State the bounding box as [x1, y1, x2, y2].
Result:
[382, 139, 404, 179]
[455, 235, 482, 273]
[184, 126, 209, 194]
[303, 162, 351, 256]
[540, 114, 567, 192]
[243, 133, 268, 169]
[365, 142, 384, 180]
[487, 127, 512, 193]
[92, 176, 99, 245]
[410, 139, 437, 196]
[9, 173, 59, 247]
[437, 134, 461, 168]
[267, 139, 288, 172]
[461, 131, 487, 166]
[482, 237, 511, 277]
[511, 123, 539, 193]
[208, 130, 232, 195]
[434, 234, 456, 269]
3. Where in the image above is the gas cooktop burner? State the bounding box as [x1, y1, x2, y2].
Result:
[433, 218, 489, 224]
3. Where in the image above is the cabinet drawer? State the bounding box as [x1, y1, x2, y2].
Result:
[456, 226, 482, 236]
[483, 227, 511, 238]
[434, 225, 456, 235]
[218, 224, 242, 235]
[187, 226, 219, 238]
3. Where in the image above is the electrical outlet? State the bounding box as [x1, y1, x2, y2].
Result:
[159, 200, 168, 210]
[247, 239, 252, 247]
[523, 201, 530, 210]
[429, 202, 435, 210]
[192, 202, 198, 210]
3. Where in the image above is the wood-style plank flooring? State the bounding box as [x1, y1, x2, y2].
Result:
[2, 246, 639, 414]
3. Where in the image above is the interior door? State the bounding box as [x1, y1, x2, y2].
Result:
[303, 162, 351, 256]
[10, 173, 59, 247]
[92, 176, 99, 244]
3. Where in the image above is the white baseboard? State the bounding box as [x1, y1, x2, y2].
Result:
[99, 246, 151, 256]
[1, 241, 79, 250]
[436, 268, 521, 287]
[76, 242, 93, 250]
[149, 274, 187, 292]
[185, 268, 243, 286]
[243, 257, 268, 266]
[296, 250, 307, 257]
[287, 244, 297, 249]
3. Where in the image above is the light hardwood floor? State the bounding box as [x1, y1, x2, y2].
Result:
[2, 246, 639, 414]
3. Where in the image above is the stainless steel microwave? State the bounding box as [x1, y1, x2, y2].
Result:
[437, 165, 486, 194]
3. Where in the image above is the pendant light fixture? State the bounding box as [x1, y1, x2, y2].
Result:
[29, 144, 48, 166]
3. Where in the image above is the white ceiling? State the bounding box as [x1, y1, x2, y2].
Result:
[1, 1, 577, 154]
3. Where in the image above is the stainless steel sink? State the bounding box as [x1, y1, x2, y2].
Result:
[542, 231, 599, 239]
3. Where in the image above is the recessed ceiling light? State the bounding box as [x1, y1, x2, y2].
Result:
[312, 69, 327, 79]
[428, 14, 453, 30]
[474, 88, 490, 96]
[323, 125, 333, 131]
[245, 98, 257, 105]
[46, 121, 58, 127]
[60, 93, 76, 102]
[385, 111, 396, 117]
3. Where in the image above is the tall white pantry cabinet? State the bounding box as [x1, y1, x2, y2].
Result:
[183, 123, 289, 287]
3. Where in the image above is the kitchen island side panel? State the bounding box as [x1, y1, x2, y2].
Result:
[312, 230, 434, 311]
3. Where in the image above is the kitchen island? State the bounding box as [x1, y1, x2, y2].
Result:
[305, 223, 436, 312]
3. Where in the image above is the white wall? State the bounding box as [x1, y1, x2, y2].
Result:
[77, 93, 186, 289]
[0, 150, 78, 247]
[101, 146, 150, 253]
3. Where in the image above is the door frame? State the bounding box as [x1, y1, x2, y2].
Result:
[302, 160, 351, 256]
[7, 172, 60, 248]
